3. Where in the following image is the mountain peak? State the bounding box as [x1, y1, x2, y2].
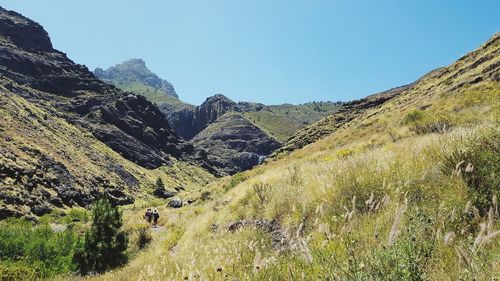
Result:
[0, 6, 53, 52]
[124, 58, 146, 66]
[94, 58, 177, 98]
[202, 94, 236, 106]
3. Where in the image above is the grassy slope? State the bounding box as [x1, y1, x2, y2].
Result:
[81, 35, 500, 281]
[115, 81, 194, 111]
[244, 102, 342, 141]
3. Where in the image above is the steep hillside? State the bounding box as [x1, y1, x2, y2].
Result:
[94, 59, 178, 98]
[192, 112, 281, 174]
[0, 7, 217, 218]
[275, 85, 410, 154]
[86, 33, 499, 281]
[278, 33, 499, 155]
[0, 87, 215, 219]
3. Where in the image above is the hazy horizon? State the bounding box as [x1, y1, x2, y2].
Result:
[0, 0, 498, 105]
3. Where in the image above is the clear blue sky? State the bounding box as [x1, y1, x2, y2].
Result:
[1, 1, 498, 105]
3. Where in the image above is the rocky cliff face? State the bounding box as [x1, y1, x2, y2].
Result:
[160, 94, 241, 140]
[0, 7, 218, 219]
[94, 59, 177, 97]
[192, 112, 281, 174]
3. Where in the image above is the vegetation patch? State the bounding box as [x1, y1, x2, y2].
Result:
[0, 218, 78, 279]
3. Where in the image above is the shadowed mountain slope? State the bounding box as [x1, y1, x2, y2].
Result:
[192, 112, 281, 175]
[0, 7, 218, 218]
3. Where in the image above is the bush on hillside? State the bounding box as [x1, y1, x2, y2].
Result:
[404, 109, 454, 135]
[73, 198, 128, 275]
[132, 224, 152, 249]
[443, 129, 500, 214]
[403, 109, 425, 125]
[226, 172, 248, 189]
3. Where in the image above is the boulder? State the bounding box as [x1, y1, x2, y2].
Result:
[167, 198, 183, 208]
[153, 189, 177, 199]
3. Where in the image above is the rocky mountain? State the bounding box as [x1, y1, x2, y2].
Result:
[91, 57, 340, 174]
[192, 112, 281, 174]
[0, 7, 218, 219]
[159, 94, 281, 174]
[94, 58, 178, 98]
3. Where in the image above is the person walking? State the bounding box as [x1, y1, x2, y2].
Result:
[144, 208, 152, 225]
[152, 209, 160, 227]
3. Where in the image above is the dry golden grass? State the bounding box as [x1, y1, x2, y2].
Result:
[72, 122, 498, 280]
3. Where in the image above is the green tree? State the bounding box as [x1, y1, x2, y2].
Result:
[155, 177, 165, 191]
[73, 198, 128, 275]
[153, 177, 168, 198]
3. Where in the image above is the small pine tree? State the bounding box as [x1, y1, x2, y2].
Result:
[155, 177, 165, 191]
[73, 198, 128, 275]
[153, 177, 166, 197]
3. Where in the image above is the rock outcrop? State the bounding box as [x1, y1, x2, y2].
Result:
[160, 94, 343, 142]
[94, 58, 177, 97]
[158, 94, 283, 173]
[160, 94, 241, 140]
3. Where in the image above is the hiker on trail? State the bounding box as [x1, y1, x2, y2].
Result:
[152, 209, 160, 227]
[144, 208, 153, 224]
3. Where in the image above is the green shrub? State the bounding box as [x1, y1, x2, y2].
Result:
[367, 209, 436, 281]
[443, 129, 500, 214]
[134, 224, 152, 249]
[404, 109, 454, 135]
[226, 172, 248, 189]
[64, 208, 90, 224]
[153, 177, 170, 198]
[336, 148, 354, 158]
[73, 198, 128, 275]
[0, 261, 39, 281]
[0, 218, 78, 279]
[403, 110, 425, 125]
[155, 177, 165, 191]
[200, 191, 211, 201]
[252, 183, 272, 204]
[412, 117, 453, 135]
